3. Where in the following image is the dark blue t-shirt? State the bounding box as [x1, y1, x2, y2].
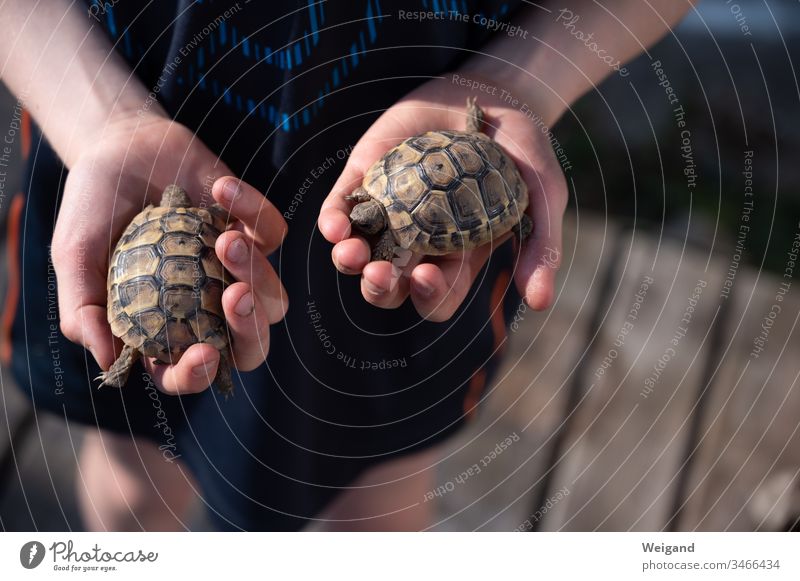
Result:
[13, 0, 526, 530]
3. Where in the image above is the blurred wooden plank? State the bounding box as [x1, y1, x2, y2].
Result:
[0, 367, 32, 461]
[1, 360, 84, 531]
[678, 268, 800, 531]
[432, 211, 621, 530]
[0, 408, 84, 531]
[540, 233, 726, 531]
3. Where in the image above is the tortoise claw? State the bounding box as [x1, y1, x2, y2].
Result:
[96, 371, 123, 389]
[95, 345, 139, 389]
[345, 187, 370, 204]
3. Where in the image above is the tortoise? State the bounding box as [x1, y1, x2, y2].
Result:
[97, 184, 234, 395]
[347, 98, 531, 261]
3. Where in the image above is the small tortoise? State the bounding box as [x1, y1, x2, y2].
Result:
[348, 98, 531, 261]
[98, 185, 234, 394]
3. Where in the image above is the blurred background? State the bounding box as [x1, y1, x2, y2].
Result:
[2, 0, 800, 531]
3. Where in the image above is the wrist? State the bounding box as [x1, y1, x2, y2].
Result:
[64, 91, 169, 169]
[455, 59, 569, 127]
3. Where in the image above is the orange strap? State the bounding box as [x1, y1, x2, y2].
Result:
[462, 268, 512, 419]
[21, 109, 31, 160]
[1, 193, 25, 365]
[463, 368, 487, 421]
[489, 269, 511, 352]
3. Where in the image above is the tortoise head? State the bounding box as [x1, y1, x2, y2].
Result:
[160, 185, 192, 208]
[349, 198, 387, 236]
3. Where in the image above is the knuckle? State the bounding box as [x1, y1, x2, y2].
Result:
[59, 317, 78, 342]
[428, 306, 456, 323]
[264, 291, 289, 323]
[546, 173, 569, 209]
[258, 322, 272, 340]
[233, 342, 269, 371]
[50, 238, 71, 268]
[363, 292, 383, 306]
[234, 361, 257, 373]
[277, 222, 289, 243]
[424, 311, 450, 323]
[236, 356, 265, 372]
[364, 294, 396, 309]
[280, 293, 289, 318]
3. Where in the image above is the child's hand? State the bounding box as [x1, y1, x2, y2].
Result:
[318, 73, 567, 321]
[52, 114, 288, 394]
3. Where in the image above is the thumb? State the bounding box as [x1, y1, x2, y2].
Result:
[52, 167, 125, 371]
[318, 103, 455, 244]
[318, 122, 401, 244]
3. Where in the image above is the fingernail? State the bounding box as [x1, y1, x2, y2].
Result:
[192, 360, 216, 378]
[234, 292, 255, 316]
[221, 179, 240, 203]
[227, 238, 247, 263]
[413, 279, 436, 298]
[364, 280, 386, 297]
[335, 258, 358, 275]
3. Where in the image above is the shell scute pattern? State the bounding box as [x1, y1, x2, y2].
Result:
[448, 178, 484, 230]
[388, 166, 427, 209]
[107, 200, 229, 364]
[408, 131, 451, 151]
[448, 141, 484, 175]
[366, 127, 528, 254]
[480, 170, 510, 218]
[421, 150, 458, 188]
[158, 232, 204, 256]
[384, 144, 423, 169]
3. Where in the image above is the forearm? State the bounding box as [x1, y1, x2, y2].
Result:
[461, 0, 696, 125]
[0, 0, 164, 168]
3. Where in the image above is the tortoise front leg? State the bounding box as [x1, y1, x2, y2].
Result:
[372, 229, 397, 262]
[214, 346, 235, 397]
[96, 344, 139, 388]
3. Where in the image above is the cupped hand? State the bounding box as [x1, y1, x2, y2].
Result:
[52, 113, 288, 395]
[318, 73, 568, 322]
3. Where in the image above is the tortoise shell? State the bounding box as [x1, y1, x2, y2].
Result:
[106, 193, 230, 364]
[361, 129, 528, 254]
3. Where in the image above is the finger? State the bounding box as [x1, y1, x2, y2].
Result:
[318, 206, 353, 246]
[317, 155, 367, 245]
[360, 260, 410, 309]
[212, 177, 288, 255]
[58, 304, 120, 371]
[409, 245, 493, 322]
[216, 231, 288, 324]
[489, 116, 568, 311]
[220, 282, 271, 371]
[514, 170, 567, 310]
[319, 104, 455, 245]
[331, 236, 371, 274]
[516, 214, 563, 310]
[52, 168, 131, 370]
[146, 343, 220, 395]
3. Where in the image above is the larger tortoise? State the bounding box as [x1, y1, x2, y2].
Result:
[98, 185, 234, 394]
[348, 98, 531, 261]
